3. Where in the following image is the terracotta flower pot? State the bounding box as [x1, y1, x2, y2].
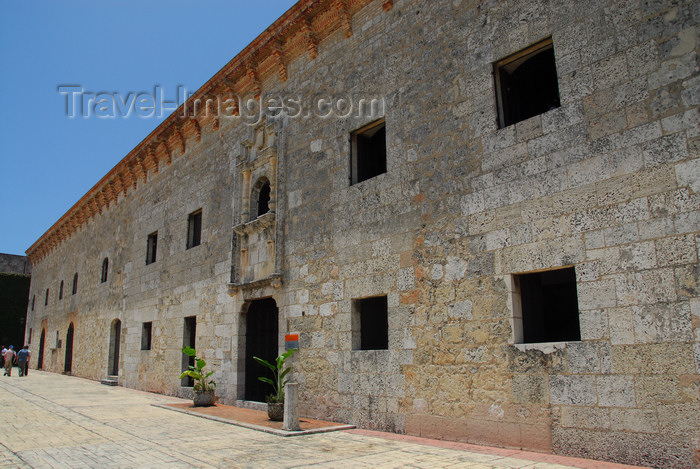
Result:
[193, 389, 215, 407]
[267, 401, 284, 421]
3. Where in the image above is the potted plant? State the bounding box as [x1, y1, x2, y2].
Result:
[179, 346, 216, 407]
[253, 348, 297, 421]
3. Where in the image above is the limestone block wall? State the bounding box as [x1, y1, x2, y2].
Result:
[24, 0, 698, 467]
[269, 0, 699, 466]
[26, 127, 237, 399]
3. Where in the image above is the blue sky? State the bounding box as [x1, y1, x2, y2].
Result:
[0, 0, 298, 256]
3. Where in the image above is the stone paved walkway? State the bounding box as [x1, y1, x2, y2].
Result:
[0, 369, 647, 468]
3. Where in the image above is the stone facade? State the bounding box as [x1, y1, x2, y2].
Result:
[0, 253, 31, 275]
[25, 0, 699, 467]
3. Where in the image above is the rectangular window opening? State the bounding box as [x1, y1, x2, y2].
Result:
[181, 316, 196, 387]
[141, 322, 152, 351]
[146, 232, 158, 265]
[512, 267, 580, 344]
[352, 295, 388, 350]
[187, 210, 202, 249]
[494, 38, 560, 129]
[350, 118, 386, 185]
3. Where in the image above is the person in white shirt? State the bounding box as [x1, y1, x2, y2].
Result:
[3, 345, 16, 376]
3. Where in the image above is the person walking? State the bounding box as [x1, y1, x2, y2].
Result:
[16, 345, 30, 377]
[0, 345, 5, 369]
[3, 346, 15, 376]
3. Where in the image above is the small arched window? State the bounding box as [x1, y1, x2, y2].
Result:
[258, 182, 271, 216]
[250, 177, 271, 219]
[59, 280, 64, 300]
[101, 258, 109, 283]
[72, 273, 78, 295]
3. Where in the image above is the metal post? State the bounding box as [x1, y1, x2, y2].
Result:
[283, 382, 300, 431]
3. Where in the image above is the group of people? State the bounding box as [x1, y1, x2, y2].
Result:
[1, 345, 31, 377]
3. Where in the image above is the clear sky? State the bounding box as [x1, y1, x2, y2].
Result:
[0, 0, 298, 256]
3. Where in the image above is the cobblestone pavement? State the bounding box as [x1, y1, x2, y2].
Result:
[0, 370, 645, 468]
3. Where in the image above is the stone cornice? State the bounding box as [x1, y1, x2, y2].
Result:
[27, 0, 389, 264]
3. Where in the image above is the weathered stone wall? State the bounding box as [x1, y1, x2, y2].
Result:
[26, 127, 237, 398]
[0, 253, 31, 275]
[26, 0, 698, 467]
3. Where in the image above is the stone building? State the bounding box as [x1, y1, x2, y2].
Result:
[25, 0, 698, 467]
[0, 253, 31, 348]
[0, 253, 31, 275]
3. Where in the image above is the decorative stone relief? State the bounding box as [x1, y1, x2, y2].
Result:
[230, 118, 282, 295]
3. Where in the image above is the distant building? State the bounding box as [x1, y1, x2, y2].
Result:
[0, 253, 31, 275]
[0, 253, 31, 349]
[25, 1, 699, 467]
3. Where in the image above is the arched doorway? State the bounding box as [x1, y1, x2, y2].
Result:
[108, 319, 121, 376]
[244, 298, 278, 402]
[37, 329, 46, 369]
[64, 323, 74, 374]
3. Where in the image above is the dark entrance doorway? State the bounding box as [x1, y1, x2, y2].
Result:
[108, 319, 121, 376]
[37, 329, 45, 369]
[181, 316, 196, 387]
[64, 323, 74, 373]
[245, 298, 278, 402]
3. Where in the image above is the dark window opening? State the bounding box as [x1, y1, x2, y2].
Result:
[181, 316, 196, 387]
[257, 182, 270, 217]
[353, 295, 388, 350]
[28, 328, 32, 344]
[45, 289, 49, 306]
[494, 38, 560, 128]
[59, 281, 64, 300]
[250, 178, 271, 219]
[146, 232, 158, 265]
[187, 210, 202, 249]
[72, 273, 78, 295]
[351, 119, 386, 185]
[516, 267, 580, 343]
[101, 258, 109, 283]
[141, 322, 152, 351]
[31, 295, 35, 311]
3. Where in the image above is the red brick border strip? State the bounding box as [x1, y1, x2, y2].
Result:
[344, 429, 650, 469]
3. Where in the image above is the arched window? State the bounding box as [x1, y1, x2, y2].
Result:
[258, 182, 270, 216]
[101, 258, 109, 283]
[59, 280, 64, 300]
[72, 273, 78, 295]
[250, 177, 271, 218]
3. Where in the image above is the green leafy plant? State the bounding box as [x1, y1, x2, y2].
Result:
[253, 348, 297, 403]
[179, 346, 216, 391]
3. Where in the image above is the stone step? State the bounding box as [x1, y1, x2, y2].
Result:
[100, 376, 119, 386]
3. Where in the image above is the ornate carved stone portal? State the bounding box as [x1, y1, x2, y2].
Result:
[229, 118, 282, 296]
